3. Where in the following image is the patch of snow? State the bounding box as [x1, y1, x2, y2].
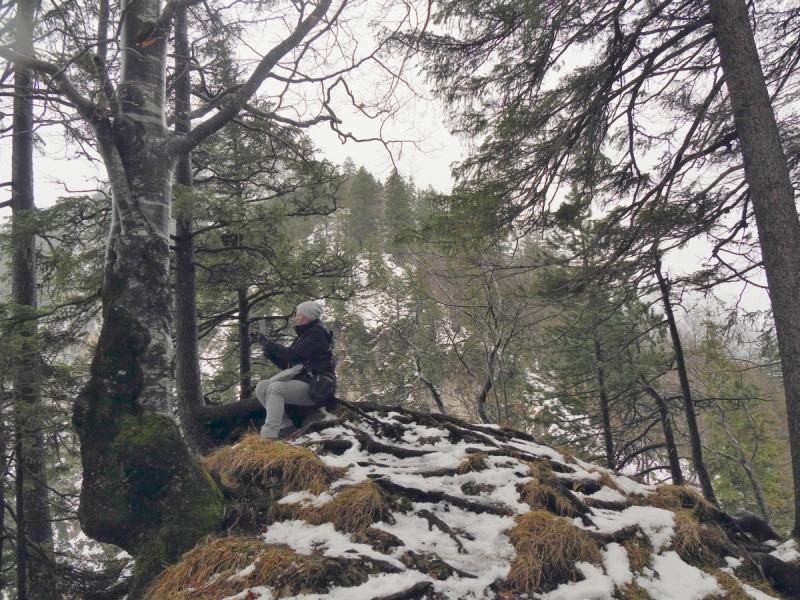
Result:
[636, 552, 723, 599]
[262, 521, 406, 571]
[725, 556, 743, 569]
[277, 491, 334, 507]
[602, 542, 632, 587]
[612, 474, 656, 496]
[537, 562, 614, 600]
[743, 583, 780, 599]
[228, 563, 256, 581]
[588, 506, 675, 551]
[432, 565, 508, 600]
[264, 571, 430, 600]
[503, 439, 566, 463]
[770, 539, 800, 563]
[586, 486, 627, 503]
[374, 502, 517, 575]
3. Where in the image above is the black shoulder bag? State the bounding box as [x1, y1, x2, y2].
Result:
[307, 326, 337, 405]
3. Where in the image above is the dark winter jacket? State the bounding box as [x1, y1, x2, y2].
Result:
[263, 320, 335, 383]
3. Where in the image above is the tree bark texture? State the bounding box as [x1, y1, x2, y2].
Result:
[11, 0, 57, 595]
[593, 335, 616, 471]
[71, 0, 223, 596]
[708, 0, 800, 537]
[641, 379, 684, 485]
[238, 289, 253, 402]
[172, 6, 214, 456]
[0, 0, 337, 592]
[655, 258, 718, 505]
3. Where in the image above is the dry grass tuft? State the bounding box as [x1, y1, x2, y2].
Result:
[202, 434, 343, 496]
[519, 479, 576, 518]
[618, 583, 655, 600]
[524, 460, 554, 480]
[266, 497, 310, 524]
[145, 535, 372, 600]
[595, 470, 624, 494]
[145, 537, 278, 600]
[646, 485, 715, 518]
[622, 535, 653, 573]
[306, 479, 394, 532]
[671, 509, 731, 567]
[701, 567, 756, 600]
[457, 452, 489, 474]
[507, 510, 602, 593]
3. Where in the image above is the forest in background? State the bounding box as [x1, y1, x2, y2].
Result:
[0, 156, 793, 595]
[2, 0, 800, 595]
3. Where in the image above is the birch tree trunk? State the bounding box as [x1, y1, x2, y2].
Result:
[708, 0, 800, 537]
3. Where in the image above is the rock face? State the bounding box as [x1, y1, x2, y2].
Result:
[146, 401, 798, 600]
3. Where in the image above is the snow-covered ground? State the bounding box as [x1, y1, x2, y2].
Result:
[211, 407, 783, 600]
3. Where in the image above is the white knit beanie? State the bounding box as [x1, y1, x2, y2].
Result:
[296, 301, 324, 321]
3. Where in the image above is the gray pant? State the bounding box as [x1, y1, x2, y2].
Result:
[255, 379, 315, 439]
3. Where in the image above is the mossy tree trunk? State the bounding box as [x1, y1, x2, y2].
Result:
[70, 1, 224, 595]
[4, 0, 332, 592]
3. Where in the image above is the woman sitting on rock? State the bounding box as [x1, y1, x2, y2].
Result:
[256, 301, 335, 439]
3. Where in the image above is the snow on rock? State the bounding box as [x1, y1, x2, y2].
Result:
[174, 403, 788, 600]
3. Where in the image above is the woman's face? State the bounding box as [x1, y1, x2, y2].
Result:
[296, 312, 310, 326]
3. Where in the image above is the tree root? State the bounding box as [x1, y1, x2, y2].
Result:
[317, 439, 354, 454]
[356, 432, 436, 459]
[293, 416, 346, 438]
[465, 447, 575, 473]
[586, 524, 643, 545]
[417, 509, 468, 554]
[583, 497, 630, 511]
[752, 553, 800, 597]
[372, 580, 433, 600]
[371, 477, 512, 516]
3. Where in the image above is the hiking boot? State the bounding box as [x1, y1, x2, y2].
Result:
[278, 425, 298, 439]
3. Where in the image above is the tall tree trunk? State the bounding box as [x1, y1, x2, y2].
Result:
[238, 289, 253, 402]
[741, 460, 770, 522]
[476, 376, 493, 423]
[640, 378, 684, 485]
[593, 334, 616, 471]
[11, 0, 56, 596]
[655, 257, 717, 505]
[15, 432, 27, 600]
[708, 0, 800, 537]
[72, 0, 223, 596]
[172, 6, 215, 456]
